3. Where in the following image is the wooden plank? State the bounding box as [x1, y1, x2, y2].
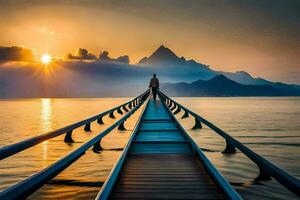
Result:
[109, 155, 225, 199]
[121, 171, 208, 175]
[116, 181, 217, 187]
[142, 119, 173, 122]
[115, 184, 217, 189]
[120, 177, 210, 181]
[130, 143, 192, 154]
[114, 188, 220, 193]
[121, 175, 208, 179]
[140, 122, 178, 131]
[118, 180, 216, 185]
[123, 169, 207, 173]
[111, 192, 225, 199]
[136, 131, 185, 141]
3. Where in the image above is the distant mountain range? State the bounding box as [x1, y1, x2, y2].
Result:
[138, 45, 300, 96]
[162, 74, 300, 96]
[0, 45, 299, 97]
[139, 45, 295, 85]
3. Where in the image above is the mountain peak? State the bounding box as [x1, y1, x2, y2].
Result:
[235, 71, 252, 77]
[212, 74, 228, 80]
[155, 45, 172, 53]
[138, 45, 180, 64]
[208, 74, 240, 85]
[150, 45, 179, 60]
[157, 44, 167, 51]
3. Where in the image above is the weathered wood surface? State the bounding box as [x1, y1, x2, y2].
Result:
[110, 155, 225, 199]
[109, 100, 226, 199]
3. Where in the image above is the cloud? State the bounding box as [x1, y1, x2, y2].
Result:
[0, 46, 36, 62]
[116, 55, 130, 64]
[99, 51, 110, 60]
[66, 48, 97, 60]
[66, 48, 130, 64]
[99, 51, 130, 64]
[0, 60, 147, 98]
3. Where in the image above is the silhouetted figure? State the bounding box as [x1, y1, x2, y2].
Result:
[149, 74, 159, 101]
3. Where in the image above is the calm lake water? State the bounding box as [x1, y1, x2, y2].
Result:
[0, 97, 299, 199]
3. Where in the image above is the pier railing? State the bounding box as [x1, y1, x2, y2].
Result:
[95, 97, 151, 200]
[158, 94, 242, 200]
[159, 91, 300, 197]
[0, 90, 149, 160]
[0, 90, 150, 200]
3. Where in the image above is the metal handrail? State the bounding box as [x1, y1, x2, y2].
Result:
[0, 91, 150, 200]
[159, 93, 242, 200]
[159, 91, 300, 197]
[95, 97, 150, 200]
[0, 90, 149, 160]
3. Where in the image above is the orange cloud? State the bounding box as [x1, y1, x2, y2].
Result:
[0, 46, 36, 62]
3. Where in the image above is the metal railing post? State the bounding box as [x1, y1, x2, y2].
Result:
[117, 107, 123, 115]
[192, 117, 202, 129]
[84, 123, 91, 131]
[64, 130, 74, 143]
[173, 106, 181, 115]
[181, 108, 189, 119]
[93, 139, 103, 153]
[118, 121, 126, 131]
[97, 116, 104, 124]
[109, 111, 115, 119]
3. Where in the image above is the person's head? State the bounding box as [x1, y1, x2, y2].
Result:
[153, 73, 156, 78]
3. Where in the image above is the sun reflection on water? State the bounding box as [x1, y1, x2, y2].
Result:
[41, 98, 52, 132]
[42, 140, 49, 167]
[40, 98, 52, 166]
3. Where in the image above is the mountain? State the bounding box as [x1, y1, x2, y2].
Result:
[139, 45, 300, 94]
[139, 45, 212, 72]
[161, 74, 300, 97]
[138, 45, 216, 82]
[139, 45, 282, 86]
[139, 45, 180, 64]
[221, 71, 272, 85]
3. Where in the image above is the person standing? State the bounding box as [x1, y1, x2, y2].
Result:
[149, 73, 159, 101]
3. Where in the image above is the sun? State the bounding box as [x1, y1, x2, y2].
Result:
[41, 54, 52, 64]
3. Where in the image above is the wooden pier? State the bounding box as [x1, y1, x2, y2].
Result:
[106, 100, 228, 199]
[0, 90, 299, 200]
[96, 95, 242, 200]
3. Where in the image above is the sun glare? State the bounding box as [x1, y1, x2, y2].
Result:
[41, 54, 51, 64]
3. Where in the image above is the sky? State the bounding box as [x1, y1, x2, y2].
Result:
[0, 0, 299, 84]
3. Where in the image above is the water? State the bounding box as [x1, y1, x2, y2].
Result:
[0, 97, 299, 199]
